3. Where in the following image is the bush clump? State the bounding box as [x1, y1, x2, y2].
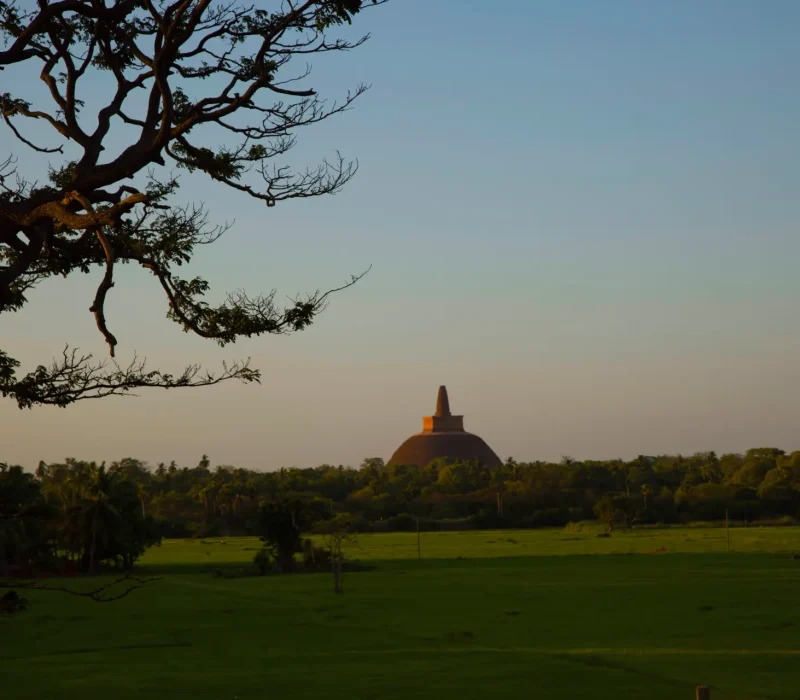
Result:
[0, 591, 28, 616]
[254, 548, 273, 576]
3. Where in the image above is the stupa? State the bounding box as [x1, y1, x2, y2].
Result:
[387, 386, 502, 468]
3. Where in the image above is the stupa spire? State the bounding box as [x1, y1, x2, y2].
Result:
[435, 385, 451, 417]
[423, 385, 462, 433]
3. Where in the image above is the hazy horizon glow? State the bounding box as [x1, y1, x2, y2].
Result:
[3, 0, 800, 471]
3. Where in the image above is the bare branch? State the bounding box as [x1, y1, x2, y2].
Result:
[0, 573, 161, 603]
[1, 113, 64, 154]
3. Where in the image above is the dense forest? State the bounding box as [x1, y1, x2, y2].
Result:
[0, 461, 160, 578]
[4, 448, 800, 575]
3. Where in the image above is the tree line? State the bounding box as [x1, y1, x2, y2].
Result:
[4, 447, 800, 575]
[1, 461, 160, 578]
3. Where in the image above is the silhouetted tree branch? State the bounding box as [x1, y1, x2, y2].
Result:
[0, 347, 260, 409]
[0, 572, 161, 607]
[0, 0, 386, 408]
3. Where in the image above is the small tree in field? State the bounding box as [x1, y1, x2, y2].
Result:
[593, 496, 616, 532]
[0, 0, 388, 408]
[593, 494, 637, 531]
[256, 498, 307, 572]
[319, 514, 355, 593]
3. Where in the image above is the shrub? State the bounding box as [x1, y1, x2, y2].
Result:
[301, 538, 331, 570]
[0, 591, 28, 616]
[254, 548, 273, 576]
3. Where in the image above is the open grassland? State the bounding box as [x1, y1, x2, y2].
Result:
[4, 527, 800, 700]
[139, 523, 800, 570]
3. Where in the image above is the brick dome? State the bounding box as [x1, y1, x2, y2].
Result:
[387, 386, 502, 469]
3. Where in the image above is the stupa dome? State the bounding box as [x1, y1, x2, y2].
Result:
[387, 386, 502, 469]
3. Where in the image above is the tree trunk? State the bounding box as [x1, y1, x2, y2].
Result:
[332, 552, 342, 593]
[334, 558, 342, 594]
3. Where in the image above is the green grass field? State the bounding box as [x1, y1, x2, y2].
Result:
[4, 526, 800, 700]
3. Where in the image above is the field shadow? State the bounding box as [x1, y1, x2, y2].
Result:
[137, 560, 377, 577]
[136, 550, 798, 578]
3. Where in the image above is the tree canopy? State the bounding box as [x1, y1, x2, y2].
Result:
[0, 460, 161, 577]
[7, 448, 799, 548]
[0, 0, 385, 408]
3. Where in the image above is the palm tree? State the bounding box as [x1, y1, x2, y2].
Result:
[641, 484, 653, 511]
[59, 467, 86, 509]
[0, 516, 26, 577]
[60, 503, 84, 564]
[192, 482, 217, 523]
[81, 464, 118, 574]
[137, 483, 149, 519]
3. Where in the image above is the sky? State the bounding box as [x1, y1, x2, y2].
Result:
[2, 0, 800, 470]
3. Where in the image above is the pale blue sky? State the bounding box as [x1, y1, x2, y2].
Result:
[2, 0, 800, 469]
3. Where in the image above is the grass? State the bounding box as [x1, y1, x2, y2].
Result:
[139, 523, 800, 571]
[4, 526, 800, 700]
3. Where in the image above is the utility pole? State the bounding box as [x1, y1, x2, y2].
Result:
[416, 515, 421, 560]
